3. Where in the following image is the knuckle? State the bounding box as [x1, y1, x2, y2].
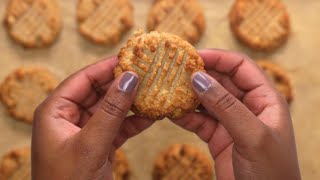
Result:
[100, 98, 126, 118]
[215, 93, 238, 111]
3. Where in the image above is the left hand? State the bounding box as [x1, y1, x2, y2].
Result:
[32, 57, 154, 180]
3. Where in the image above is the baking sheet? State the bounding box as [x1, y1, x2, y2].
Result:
[0, 0, 319, 179]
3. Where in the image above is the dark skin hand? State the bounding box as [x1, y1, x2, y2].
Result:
[32, 49, 301, 180]
[173, 49, 301, 180]
[32, 57, 154, 179]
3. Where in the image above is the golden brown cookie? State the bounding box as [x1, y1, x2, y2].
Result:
[4, 0, 62, 48]
[153, 144, 214, 180]
[77, 0, 134, 45]
[257, 60, 293, 103]
[229, 0, 290, 51]
[114, 31, 205, 120]
[0, 67, 59, 124]
[0, 147, 31, 180]
[113, 150, 130, 180]
[147, 0, 206, 45]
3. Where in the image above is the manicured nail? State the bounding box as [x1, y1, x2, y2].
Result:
[119, 72, 138, 93]
[192, 72, 212, 93]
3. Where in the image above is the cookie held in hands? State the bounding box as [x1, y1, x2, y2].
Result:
[115, 31, 205, 120]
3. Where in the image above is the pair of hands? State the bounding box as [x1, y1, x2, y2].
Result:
[32, 49, 301, 180]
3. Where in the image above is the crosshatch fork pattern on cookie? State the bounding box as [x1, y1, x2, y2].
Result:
[6, 0, 61, 47]
[130, 41, 189, 108]
[155, 0, 197, 40]
[239, 0, 286, 41]
[155, 0, 198, 39]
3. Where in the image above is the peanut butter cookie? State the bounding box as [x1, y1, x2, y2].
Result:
[0, 67, 59, 124]
[147, 0, 206, 45]
[153, 144, 214, 180]
[113, 150, 130, 180]
[0, 147, 31, 180]
[229, 0, 290, 51]
[257, 60, 293, 103]
[115, 31, 205, 120]
[77, 0, 134, 45]
[4, 0, 62, 48]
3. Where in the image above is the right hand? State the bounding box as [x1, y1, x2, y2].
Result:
[173, 49, 301, 180]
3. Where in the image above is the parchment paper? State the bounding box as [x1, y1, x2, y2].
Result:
[0, 0, 319, 179]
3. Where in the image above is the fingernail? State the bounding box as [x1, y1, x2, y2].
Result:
[119, 72, 138, 93]
[192, 72, 212, 93]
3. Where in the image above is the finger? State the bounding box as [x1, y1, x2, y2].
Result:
[199, 49, 284, 116]
[173, 112, 218, 142]
[51, 56, 118, 111]
[191, 71, 267, 147]
[198, 49, 268, 91]
[40, 57, 117, 126]
[80, 72, 139, 154]
[175, 112, 234, 159]
[207, 70, 245, 100]
[113, 116, 155, 148]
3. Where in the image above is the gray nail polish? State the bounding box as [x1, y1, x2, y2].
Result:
[119, 72, 138, 93]
[192, 72, 212, 93]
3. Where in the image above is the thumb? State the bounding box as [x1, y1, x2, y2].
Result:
[80, 71, 138, 154]
[191, 71, 267, 147]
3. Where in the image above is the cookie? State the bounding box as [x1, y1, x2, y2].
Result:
[229, 0, 290, 51]
[147, 0, 206, 45]
[0, 147, 31, 180]
[113, 150, 130, 180]
[257, 60, 293, 103]
[0, 67, 59, 124]
[114, 30, 205, 120]
[77, 0, 134, 45]
[4, 0, 62, 48]
[153, 144, 214, 180]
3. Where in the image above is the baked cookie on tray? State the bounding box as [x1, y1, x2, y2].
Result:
[0, 67, 59, 124]
[114, 30, 205, 120]
[77, 0, 134, 45]
[113, 150, 130, 180]
[229, 0, 290, 51]
[257, 60, 293, 103]
[0, 147, 31, 180]
[147, 0, 206, 45]
[4, 0, 62, 48]
[153, 144, 214, 180]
